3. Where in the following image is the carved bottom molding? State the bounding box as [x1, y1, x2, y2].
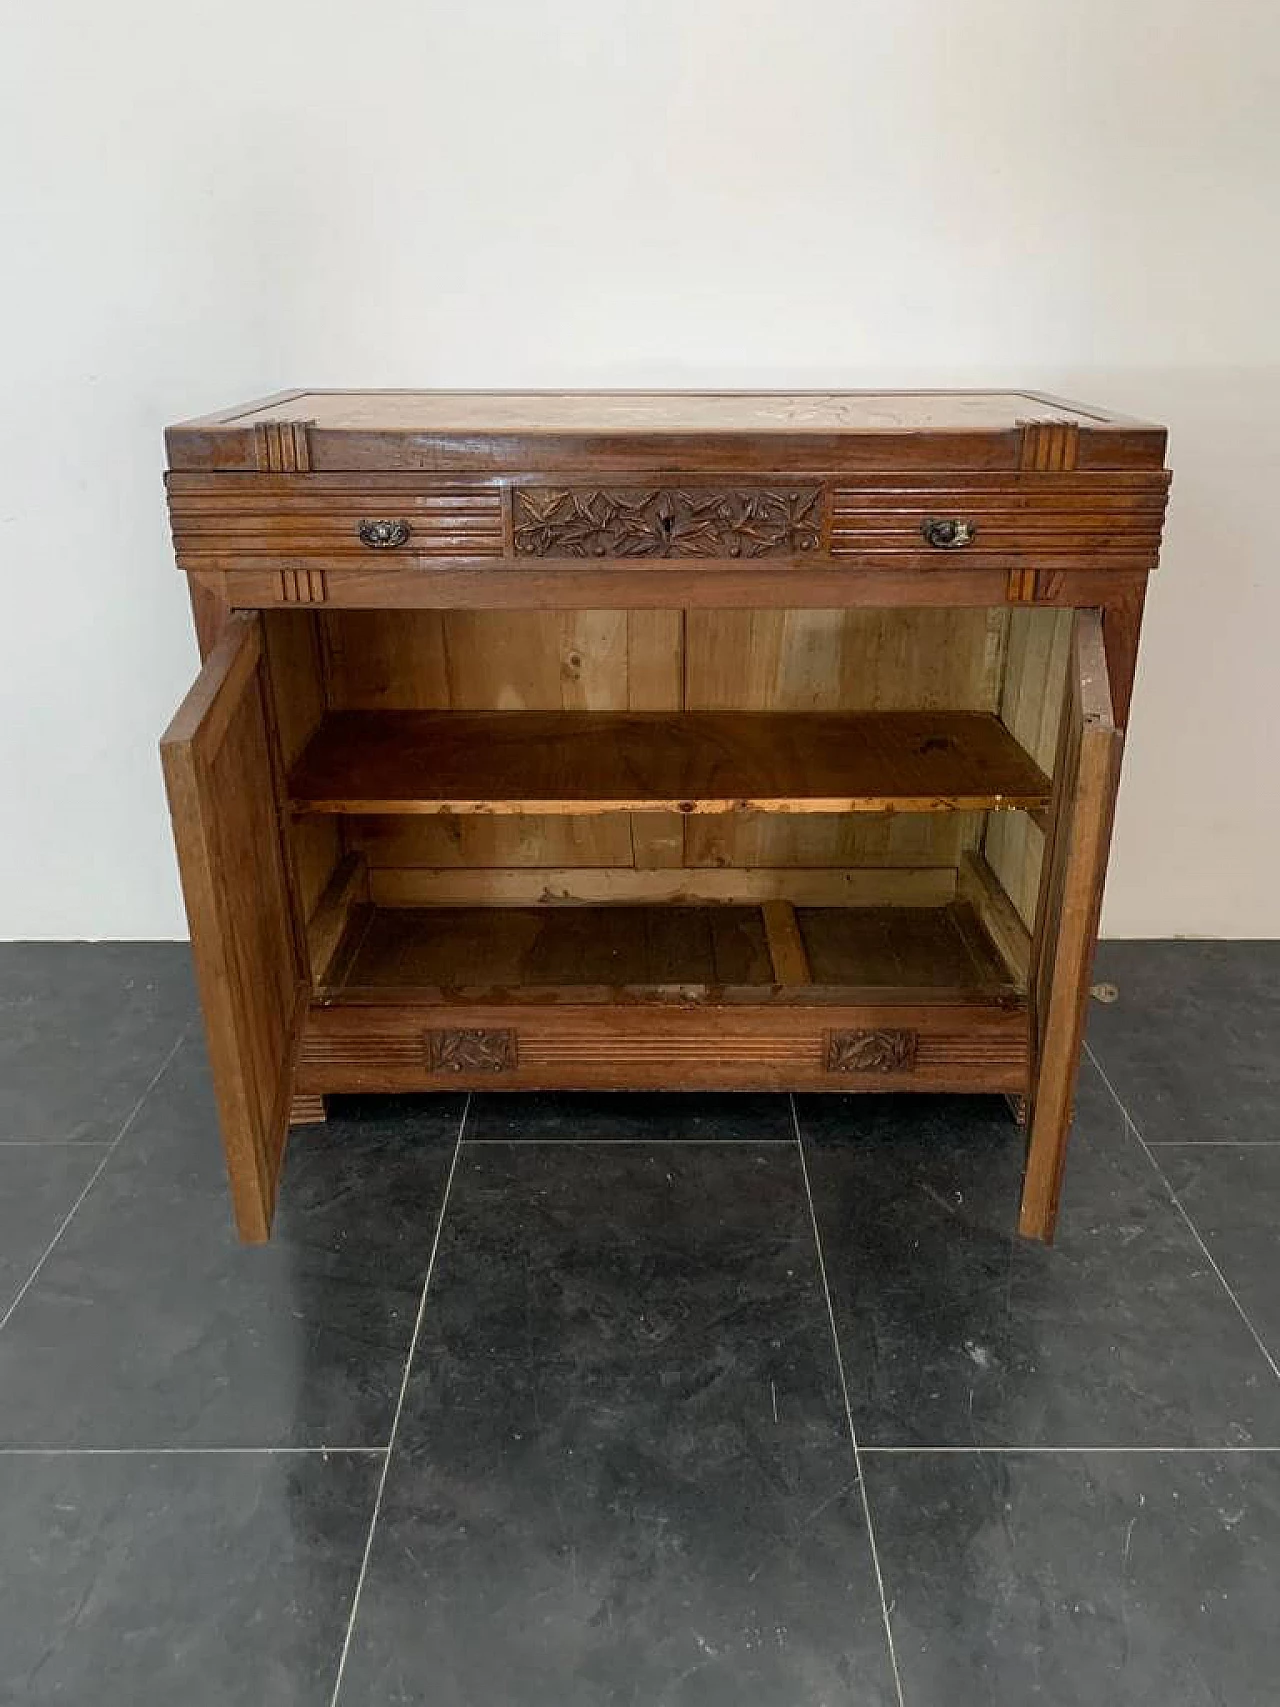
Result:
[826, 1029, 918, 1073]
[297, 1021, 1025, 1084]
[426, 1028, 518, 1074]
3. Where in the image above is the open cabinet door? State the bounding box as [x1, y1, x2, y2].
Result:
[161, 612, 306, 1242]
[1020, 609, 1124, 1240]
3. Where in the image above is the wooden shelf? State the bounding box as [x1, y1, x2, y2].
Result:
[289, 710, 1050, 817]
[324, 899, 1022, 1004]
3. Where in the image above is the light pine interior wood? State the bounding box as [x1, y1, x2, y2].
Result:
[264, 605, 1073, 994]
[984, 607, 1074, 927]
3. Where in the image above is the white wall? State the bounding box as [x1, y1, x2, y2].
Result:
[2, 0, 1277, 938]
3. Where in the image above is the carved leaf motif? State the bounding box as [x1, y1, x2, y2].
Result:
[825, 1029, 918, 1073]
[427, 1029, 518, 1074]
[513, 488, 823, 559]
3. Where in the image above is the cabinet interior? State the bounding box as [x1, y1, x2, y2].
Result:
[261, 605, 1073, 1007]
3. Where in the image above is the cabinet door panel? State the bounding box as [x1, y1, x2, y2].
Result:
[1020, 609, 1122, 1238]
[160, 612, 305, 1241]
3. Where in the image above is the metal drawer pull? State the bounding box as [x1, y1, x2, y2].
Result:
[921, 517, 977, 550]
[357, 518, 412, 549]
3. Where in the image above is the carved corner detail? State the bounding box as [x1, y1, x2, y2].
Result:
[512, 487, 824, 559]
[277, 568, 328, 603]
[1015, 419, 1080, 472]
[825, 1029, 918, 1073]
[252, 419, 315, 473]
[1006, 568, 1037, 603]
[426, 1028, 518, 1074]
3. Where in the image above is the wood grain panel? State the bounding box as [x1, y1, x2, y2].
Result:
[168, 475, 504, 569]
[288, 709, 1050, 817]
[828, 471, 1168, 568]
[1020, 611, 1122, 1240]
[625, 609, 685, 868]
[348, 814, 635, 871]
[984, 607, 1074, 926]
[328, 900, 1020, 999]
[321, 610, 639, 869]
[683, 607, 1008, 711]
[682, 607, 1005, 869]
[261, 613, 342, 927]
[160, 613, 305, 1242]
[341, 905, 776, 990]
[296, 999, 1029, 1094]
[366, 865, 958, 908]
[683, 810, 983, 869]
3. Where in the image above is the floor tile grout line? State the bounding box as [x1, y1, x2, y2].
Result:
[328, 1092, 469, 1707]
[1086, 1042, 1280, 1387]
[1146, 1141, 1280, 1148]
[0, 1445, 389, 1457]
[461, 1137, 796, 1145]
[0, 1140, 117, 1148]
[0, 1026, 190, 1337]
[858, 1444, 1280, 1455]
[790, 1094, 906, 1707]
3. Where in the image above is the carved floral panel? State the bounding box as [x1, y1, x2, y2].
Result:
[513, 487, 824, 559]
[825, 1029, 918, 1074]
[427, 1028, 518, 1074]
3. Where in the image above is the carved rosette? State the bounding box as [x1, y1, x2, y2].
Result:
[426, 1028, 518, 1074]
[825, 1029, 918, 1074]
[513, 487, 823, 559]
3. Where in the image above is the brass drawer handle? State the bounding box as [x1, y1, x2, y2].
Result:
[358, 518, 412, 550]
[921, 516, 977, 550]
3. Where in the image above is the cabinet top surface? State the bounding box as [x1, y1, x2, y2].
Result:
[167, 389, 1168, 474]
[182, 388, 1151, 435]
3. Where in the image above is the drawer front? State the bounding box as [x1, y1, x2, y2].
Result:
[827, 473, 1169, 567]
[168, 470, 1168, 576]
[168, 476, 507, 570]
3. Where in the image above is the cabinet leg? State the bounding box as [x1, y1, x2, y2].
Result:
[1019, 1095, 1075, 1242]
[289, 1093, 327, 1127]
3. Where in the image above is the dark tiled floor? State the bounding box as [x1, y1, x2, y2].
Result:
[863, 1450, 1280, 1707]
[0, 1450, 379, 1706]
[338, 1142, 897, 1705]
[799, 1065, 1280, 1447]
[0, 1040, 464, 1448]
[1, 941, 1278, 1704]
[1088, 940, 1280, 1142]
[0, 942, 196, 1144]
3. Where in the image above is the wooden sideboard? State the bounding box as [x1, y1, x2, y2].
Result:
[159, 390, 1170, 1243]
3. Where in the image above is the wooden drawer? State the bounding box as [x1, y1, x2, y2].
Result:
[168, 469, 1169, 578]
[827, 472, 1170, 570]
[168, 474, 507, 570]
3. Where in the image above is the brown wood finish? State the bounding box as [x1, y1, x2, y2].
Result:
[365, 865, 960, 909]
[159, 613, 307, 1242]
[168, 468, 1168, 577]
[1020, 611, 1123, 1239]
[326, 900, 1015, 1001]
[295, 999, 1029, 1096]
[287, 708, 1051, 818]
[159, 389, 1169, 1243]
